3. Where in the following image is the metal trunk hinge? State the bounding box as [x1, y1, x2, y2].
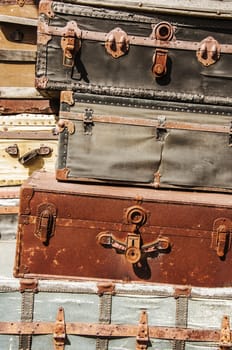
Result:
[105, 27, 129, 58]
[39, 0, 55, 18]
[61, 22, 82, 67]
[197, 36, 220, 67]
[211, 218, 232, 258]
[136, 311, 149, 350]
[220, 316, 232, 349]
[60, 91, 74, 106]
[54, 307, 66, 350]
[35, 203, 57, 244]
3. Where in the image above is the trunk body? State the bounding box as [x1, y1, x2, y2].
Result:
[14, 170, 232, 288]
[36, 0, 232, 112]
[56, 92, 232, 193]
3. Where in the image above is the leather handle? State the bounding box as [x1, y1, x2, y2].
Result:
[18, 145, 53, 165]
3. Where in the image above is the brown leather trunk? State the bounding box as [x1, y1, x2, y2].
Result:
[14, 170, 232, 288]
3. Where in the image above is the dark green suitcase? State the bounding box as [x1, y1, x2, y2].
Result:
[56, 92, 232, 193]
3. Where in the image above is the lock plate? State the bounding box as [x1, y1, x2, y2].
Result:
[211, 218, 232, 258]
[35, 203, 57, 244]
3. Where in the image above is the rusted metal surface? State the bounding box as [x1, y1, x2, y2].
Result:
[136, 311, 149, 350]
[14, 170, 232, 287]
[19, 278, 38, 292]
[105, 27, 129, 58]
[60, 111, 231, 134]
[54, 307, 66, 350]
[38, 20, 232, 55]
[0, 99, 59, 114]
[220, 316, 232, 349]
[0, 317, 228, 342]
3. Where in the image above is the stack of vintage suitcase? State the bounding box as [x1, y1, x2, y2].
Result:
[1, 0, 232, 349]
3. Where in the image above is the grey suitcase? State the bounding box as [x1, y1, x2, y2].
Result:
[56, 92, 232, 193]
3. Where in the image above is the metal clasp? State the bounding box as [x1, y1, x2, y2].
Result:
[211, 218, 232, 258]
[83, 108, 94, 135]
[105, 27, 129, 58]
[35, 203, 57, 244]
[136, 311, 149, 350]
[196, 36, 220, 67]
[5, 144, 19, 156]
[220, 315, 232, 350]
[54, 307, 66, 350]
[61, 21, 82, 67]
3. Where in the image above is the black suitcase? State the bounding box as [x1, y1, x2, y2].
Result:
[36, 0, 232, 112]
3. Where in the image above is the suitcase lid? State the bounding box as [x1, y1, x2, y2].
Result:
[23, 170, 232, 208]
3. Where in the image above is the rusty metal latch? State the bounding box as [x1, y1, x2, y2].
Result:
[137, 311, 149, 350]
[54, 307, 66, 350]
[18, 145, 53, 165]
[211, 218, 232, 258]
[61, 21, 82, 67]
[152, 49, 168, 77]
[97, 205, 169, 263]
[105, 27, 129, 58]
[5, 144, 19, 156]
[83, 108, 94, 135]
[35, 203, 57, 244]
[150, 22, 173, 78]
[197, 36, 220, 67]
[219, 316, 232, 349]
[97, 231, 170, 264]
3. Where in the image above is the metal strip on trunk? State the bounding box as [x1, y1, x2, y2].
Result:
[0, 320, 228, 342]
[61, 111, 231, 134]
[39, 22, 232, 55]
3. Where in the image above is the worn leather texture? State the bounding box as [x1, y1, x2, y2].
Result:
[15, 170, 232, 287]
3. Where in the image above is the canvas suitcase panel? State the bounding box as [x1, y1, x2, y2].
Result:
[36, 0, 232, 109]
[0, 114, 58, 186]
[14, 170, 232, 288]
[56, 92, 232, 193]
